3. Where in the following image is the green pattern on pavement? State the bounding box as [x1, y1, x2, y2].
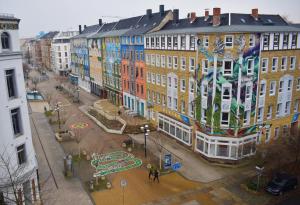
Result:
[91, 151, 142, 177]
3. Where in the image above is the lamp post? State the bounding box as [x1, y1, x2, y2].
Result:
[54, 103, 61, 130]
[140, 125, 150, 158]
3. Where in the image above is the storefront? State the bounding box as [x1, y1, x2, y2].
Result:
[195, 131, 257, 160]
[158, 113, 193, 146]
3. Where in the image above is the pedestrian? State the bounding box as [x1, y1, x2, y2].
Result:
[148, 168, 153, 181]
[153, 169, 159, 183]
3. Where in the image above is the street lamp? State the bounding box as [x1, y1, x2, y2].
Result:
[54, 103, 61, 130]
[140, 125, 150, 158]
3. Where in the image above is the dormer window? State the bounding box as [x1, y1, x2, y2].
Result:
[1, 32, 10, 50]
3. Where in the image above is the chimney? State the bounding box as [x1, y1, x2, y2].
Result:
[79, 25, 82, 34]
[159, 5, 164, 16]
[213, 7, 221, 26]
[173, 9, 179, 24]
[205, 9, 209, 21]
[84, 25, 87, 29]
[251, 8, 258, 20]
[189, 12, 196, 23]
[146, 9, 152, 19]
[99, 19, 102, 26]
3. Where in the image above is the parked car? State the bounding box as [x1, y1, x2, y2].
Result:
[266, 173, 298, 195]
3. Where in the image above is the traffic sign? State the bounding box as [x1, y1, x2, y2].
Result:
[164, 154, 172, 169]
[172, 162, 182, 171]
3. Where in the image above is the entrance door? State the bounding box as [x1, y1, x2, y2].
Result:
[137, 101, 140, 115]
[141, 102, 144, 116]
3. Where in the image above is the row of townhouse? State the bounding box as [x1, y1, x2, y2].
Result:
[69, 6, 300, 163]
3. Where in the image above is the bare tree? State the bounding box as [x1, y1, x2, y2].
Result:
[31, 77, 39, 91]
[0, 147, 38, 204]
[152, 135, 165, 170]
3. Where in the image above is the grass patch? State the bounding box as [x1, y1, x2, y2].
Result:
[44, 110, 53, 117]
[88, 109, 123, 129]
[123, 123, 156, 134]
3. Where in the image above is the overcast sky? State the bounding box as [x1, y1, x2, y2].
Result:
[1, 0, 300, 38]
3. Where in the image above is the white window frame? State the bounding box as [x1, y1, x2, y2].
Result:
[261, 58, 268, 73]
[203, 36, 209, 48]
[151, 73, 155, 84]
[151, 54, 155, 66]
[269, 81, 276, 96]
[202, 59, 209, 74]
[247, 59, 254, 75]
[249, 34, 255, 47]
[257, 107, 264, 122]
[297, 78, 300, 91]
[156, 74, 161, 85]
[161, 55, 165, 67]
[222, 84, 232, 101]
[287, 79, 292, 91]
[180, 79, 186, 92]
[161, 75, 166, 87]
[243, 110, 251, 125]
[225, 35, 233, 48]
[223, 59, 233, 76]
[290, 56, 296, 70]
[221, 112, 230, 127]
[279, 80, 284, 93]
[259, 81, 266, 96]
[167, 56, 172, 68]
[189, 57, 195, 72]
[267, 105, 272, 119]
[203, 81, 208, 97]
[281, 56, 287, 71]
[156, 54, 160, 67]
[173, 56, 178, 69]
[294, 99, 299, 113]
[181, 57, 186, 70]
[271, 57, 278, 72]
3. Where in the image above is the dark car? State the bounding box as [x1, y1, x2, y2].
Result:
[266, 173, 298, 195]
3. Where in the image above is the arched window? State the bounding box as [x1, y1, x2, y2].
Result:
[1, 32, 10, 49]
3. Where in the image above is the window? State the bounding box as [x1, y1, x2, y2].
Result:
[162, 95, 166, 106]
[285, 101, 291, 114]
[263, 34, 269, 48]
[273, 33, 280, 48]
[17, 144, 26, 165]
[203, 83, 208, 97]
[294, 100, 299, 113]
[156, 37, 160, 47]
[272, 57, 278, 71]
[151, 73, 155, 84]
[146, 37, 149, 47]
[260, 81, 266, 96]
[203, 36, 209, 47]
[141, 85, 144, 94]
[292, 33, 297, 47]
[190, 35, 195, 49]
[140, 68, 143, 78]
[283, 33, 289, 47]
[156, 74, 161, 85]
[168, 77, 171, 87]
[174, 78, 178, 88]
[161, 75, 166, 86]
[58, 52, 61, 57]
[190, 80, 194, 93]
[11, 108, 22, 136]
[1, 32, 10, 49]
[168, 96, 172, 108]
[243, 110, 250, 125]
[167, 56, 172, 68]
[246, 84, 252, 99]
[270, 81, 276, 96]
[281, 57, 287, 70]
[225, 35, 233, 48]
[181, 79, 186, 92]
[161, 36, 165, 48]
[266, 129, 271, 142]
[297, 78, 300, 90]
[173, 56, 178, 69]
[261, 58, 268, 72]
[202, 108, 207, 122]
[287, 79, 292, 91]
[161, 55, 165, 67]
[151, 54, 155, 66]
[290, 56, 296, 70]
[65, 52, 67, 57]
[181, 100, 185, 113]
[173, 98, 178, 110]
[249, 34, 255, 47]
[279, 80, 284, 93]
[223, 60, 233, 76]
[221, 112, 229, 126]
[267, 105, 272, 119]
[173, 36, 178, 48]
[247, 59, 254, 75]
[257, 107, 263, 121]
[181, 35, 186, 49]
[151, 37, 154, 47]
[167, 36, 172, 47]
[189, 57, 195, 71]
[5, 69, 17, 98]
[202, 59, 209, 74]
[276, 103, 282, 116]
[181, 57, 186, 70]
[157, 93, 161, 104]
[146, 54, 150, 65]
[156, 54, 160, 67]
[222, 85, 231, 100]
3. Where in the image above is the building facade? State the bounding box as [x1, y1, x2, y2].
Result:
[0, 14, 40, 204]
[40, 31, 58, 70]
[52, 31, 78, 76]
[121, 5, 173, 117]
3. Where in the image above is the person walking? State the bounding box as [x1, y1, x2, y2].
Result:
[148, 168, 153, 181]
[153, 169, 160, 183]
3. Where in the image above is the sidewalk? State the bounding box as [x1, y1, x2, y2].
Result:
[30, 111, 93, 205]
[129, 132, 248, 183]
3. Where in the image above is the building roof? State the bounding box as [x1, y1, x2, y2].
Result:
[290, 23, 300, 28]
[72, 24, 101, 39]
[149, 13, 299, 35]
[40, 31, 59, 39]
[113, 15, 143, 30]
[124, 10, 172, 36]
[0, 13, 20, 22]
